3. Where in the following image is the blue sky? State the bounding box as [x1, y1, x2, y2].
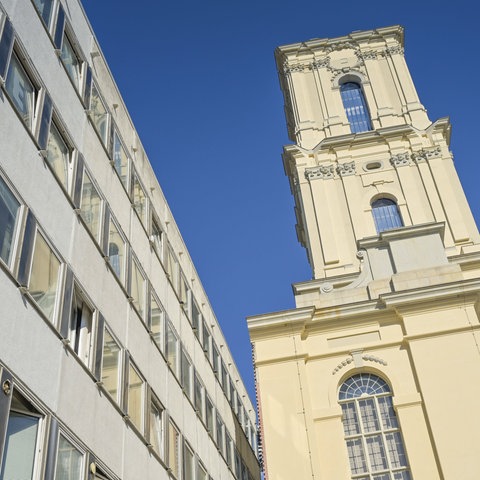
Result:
[82, 0, 479, 401]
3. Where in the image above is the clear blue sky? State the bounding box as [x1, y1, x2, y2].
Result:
[82, 0, 479, 401]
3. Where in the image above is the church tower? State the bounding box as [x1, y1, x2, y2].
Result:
[248, 26, 480, 480]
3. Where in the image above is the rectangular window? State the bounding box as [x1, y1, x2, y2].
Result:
[150, 293, 163, 351]
[180, 348, 192, 399]
[183, 443, 195, 480]
[202, 320, 211, 359]
[46, 121, 72, 192]
[33, 0, 54, 26]
[225, 432, 233, 468]
[29, 232, 60, 323]
[212, 343, 220, 377]
[0, 175, 21, 268]
[89, 82, 108, 145]
[108, 217, 125, 283]
[5, 51, 37, 130]
[167, 420, 180, 478]
[216, 414, 224, 455]
[54, 434, 84, 480]
[131, 172, 147, 226]
[0, 391, 43, 479]
[150, 216, 163, 260]
[191, 298, 201, 340]
[221, 362, 228, 396]
[166, 322, 178, 375]
[112, 130, 129, 188]
[101, 327, 121, 403]
[128, 363, 145, 433]
[165, 244, 179, 293]
[131, 258, 146, 320]
[80, 171, 102, 241]
[205, 396, 214, 434]
[179, 273, 189, 315]
[196, 463, 207, 480]
[69, 288, 93, 367]
[149, 398, 163, 458]
[193, 372, 203, 417]
[229, 380, 236, 411]
[60, 32, 81, 88]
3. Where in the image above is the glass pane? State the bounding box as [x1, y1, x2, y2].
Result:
[385, 432, 408, 468]
[359, 398, 380, 432]
[89, 83, 108, 144]
[150, 295, 163, 350]
[46, 122, 70, 189]
[184, 446, 194, 480]
[69, 291, 93, 365]
[0, 177, 20, 266]
[342, 402, 360, 436]
[181, 349, 192, 397]
[216, 415, 224, 452]
[128, 365, 144, 432]
[60, 34, 80, 87]
[196, 465, 207, 480]
[206, 397, 213, 432]
[372, 199, 403, 233]
[131, 260, 145, 319]
[33, 0, 53, 25]
[168, 421, 179, 477]
[5, 54, 35, 129]
[80, 172, 101, 240]
[149, 402, 163, 457]
[202, 322, 210, 357]
[378, 396, 398, 430]
[29, 233, 60, 322]
[54, 435, 83, 480]
[108, 219, 124, 282]
[393, 471, 411, 480]
[113, 132, 129, 188]
[340, 82, 372, 133]
[194, 373, 202, 414]
[366, 435, 388, 471]
[0, 412, 39, 479]
[346, 438, 367, 474]
[132, 174, 146, 226]
[102, 329, 120, 402]
[166, 246, 179, 292]
[151, 219, 162, 257]
[166, 323, 178, 374]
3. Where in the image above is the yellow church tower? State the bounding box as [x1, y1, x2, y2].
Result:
[248, 26, 480, 480]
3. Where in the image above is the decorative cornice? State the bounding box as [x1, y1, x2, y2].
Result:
[305, 165, 335, 180]
[411, 146, 442, 163]
[357, 50, 378, 61]
[310, 57, 330, 69]
[382, 45, 404, 56]
[337, 161, 356, 177]
[390, 152, 410, 168]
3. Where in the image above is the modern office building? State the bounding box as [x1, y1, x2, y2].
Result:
[248, 26, 480, 480]
[0, 1, 260, 479]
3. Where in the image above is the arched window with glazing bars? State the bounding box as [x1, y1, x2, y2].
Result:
[340, 82, 372, 133]
[371, 198, 403, 233]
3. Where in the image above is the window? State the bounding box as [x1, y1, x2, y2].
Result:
[69, 287, 93, 366]
[101, 327, 121, 403]
[150, 216, 163, 259]
[45, 121, 72, 191]
[60, 32, 81, 88]
[221, 361, 229, 396]
[167, 419, 180, 478]
[166, 322, 179, 375]
[197, 463, 207, 480]
[150, 293, 163, 351]
[131, 172, 147, 226]
[234, 450, 241, 479]
[340, 82, 372, 133]
[371, 198, 403, 233]
[205, 396, 214, 434]
[193, 372, 203, 416]
[108, 217, 125, 282]
[191, 298, 201, 340]
[33, 0, 54, 26]
[5, 51, 37, 129]
[0, 176, 20, 268]
[212, 343, 220, 377]
[229, 380, 236, 411]
[80, 171, 102, 241]
[29, 232, 61, 323]
[131, 257, 146, 320]
[179, 273, 190, 315]
[149, 397, 164, 458]
[112, 130, 129, 188]
[183, 443, 195, 480]
[216, 414, 224, 455]
[181, 348, 192, 398]
[88, 82, 108, 145]
[128, 363, 145, 433]
[339, 373, 411, 480]
[202, 320, 211, 358]
[165, 244, 179, 292]
[225, 432, 233, 468]
[54, 434, 84, 480]
[0, 391, 43, 479]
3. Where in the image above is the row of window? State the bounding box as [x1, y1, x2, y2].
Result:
[0, 4, 257, 454]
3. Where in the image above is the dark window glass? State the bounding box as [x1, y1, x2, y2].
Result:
[371, 198, 403, 233]
[340, 82, 372, 133]
[0, 177, 20, 266]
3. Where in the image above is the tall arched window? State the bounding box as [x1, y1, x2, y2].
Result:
[339, 373, 411, 480]
[371, 198, 403, 233]
[340, 82, 372, 133]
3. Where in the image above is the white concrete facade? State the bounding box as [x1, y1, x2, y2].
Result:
[0, 1, 259, 480]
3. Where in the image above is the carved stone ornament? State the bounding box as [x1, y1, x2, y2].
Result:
[411, 146, 442, 163]
[382, 45, 404, 57]
[332, 353, 387, 375]
[305, 165, 335, 180]
[337, 161, 356, 177]
[325, 41, 358, 53]
[283, 63, 308, 74]
[310, 57, 330, 69]
[320, 282, 334, 294]
[357, 50, 378, 61]
[332, 356, 354, 375]
[390, 152, 410, 168]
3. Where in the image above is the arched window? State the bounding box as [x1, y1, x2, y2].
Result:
[339, 373, 411, 480]
[371, 198, 403, 233]
[340, 82, 372, 133]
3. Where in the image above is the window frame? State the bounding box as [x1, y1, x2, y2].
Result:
[130, 254, 147, 322]
[53, 430, 86, 480]
[339, 81, 372, 134]
[100, 325, 123, 405]
[126, 360, 146, 435]
[149, 290, 164, 353]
